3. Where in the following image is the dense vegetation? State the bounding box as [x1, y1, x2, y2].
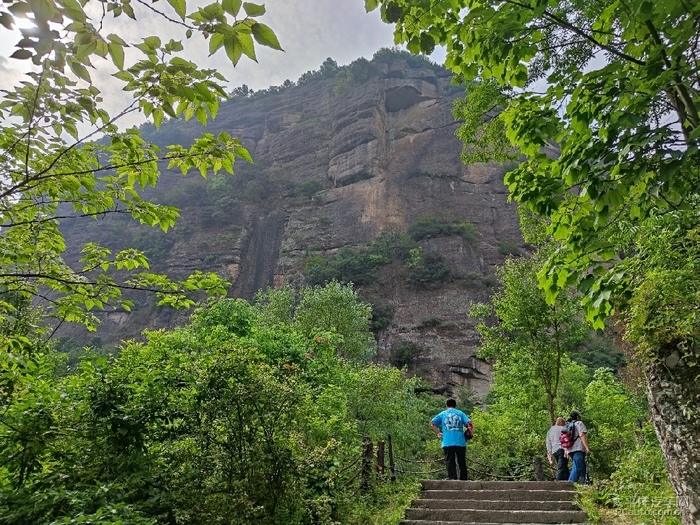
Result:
[305, 215, 478, 290]
[0, 282, 435, 525]
[367, 0, 700, 521]
[0, 0, 691, 517]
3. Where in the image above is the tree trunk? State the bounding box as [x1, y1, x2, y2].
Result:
[646, 342, 700, 525]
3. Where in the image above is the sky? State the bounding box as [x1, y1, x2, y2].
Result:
[0, 0, 445, 128]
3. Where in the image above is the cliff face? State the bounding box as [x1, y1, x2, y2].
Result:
[62, 56, 525, 399]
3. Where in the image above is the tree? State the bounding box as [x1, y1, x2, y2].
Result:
[470, 255, 587, 424]
[256, 281, 377, 361]
[365, 0, 700, 520]
[0, 0, 282, 339]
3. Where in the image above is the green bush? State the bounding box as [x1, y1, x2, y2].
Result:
[408, 215, 477, 244]
[0, 285, 435, 525]
[578, 433, 680, 525]
[406, 248, 449, 289]
[305, 246, 389, 286]
[417, 317, 442, 328]
[368, 299, 395, 332]
[583, 368, 647, 478]
[333, 58, 377, 94]
[296, 179, 322, 198]
[371, 47, 439, 70]
[498, 238, 520, 256]
[389, 339, 423, 369]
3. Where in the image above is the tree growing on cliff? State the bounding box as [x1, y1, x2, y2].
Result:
[0, 0, 282, 342]
[365, 0, 700, 521]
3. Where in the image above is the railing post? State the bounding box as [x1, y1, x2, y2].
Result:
[376, 440, 385, 476]
[533, 456, 545, 481]
[360, 436, 373, 491]
[387, 434, 396, 482]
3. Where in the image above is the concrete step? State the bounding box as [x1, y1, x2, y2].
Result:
[420, 490, 576, 502]
[400, 522, 587, 525]
[421, 481, 575, 491]
[403, 508, 588, 523]
[412, 499, 580, 512]
[402, 480, 587, 525]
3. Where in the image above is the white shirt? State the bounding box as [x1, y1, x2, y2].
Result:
[566, 420, 588, 453]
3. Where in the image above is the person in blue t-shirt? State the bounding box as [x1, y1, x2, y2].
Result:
[430, 398, 471, 480]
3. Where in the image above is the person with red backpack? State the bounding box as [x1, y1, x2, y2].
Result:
[430, 398, 471, 480]
[562, 411, 590, 483]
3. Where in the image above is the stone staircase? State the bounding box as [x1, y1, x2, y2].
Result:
[400, 480, 588, 525]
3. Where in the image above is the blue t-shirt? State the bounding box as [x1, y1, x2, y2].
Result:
[431, 408, 470, 447]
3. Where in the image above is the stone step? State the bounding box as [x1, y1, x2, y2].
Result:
[403, 508, 588, 523]
[420, 490, 576, 502]
[412, 499, 579, 512]
[400, 522, 587, 525]
[421, 481, 575, 491]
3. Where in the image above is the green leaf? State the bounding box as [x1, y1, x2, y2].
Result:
[364, 0, 378, 11]
[114, 70, 134, 81]
[10, 49, 33, 60]
[222, 0, 242, 16]
[235, 32, 256, 61]
[224, 35, 243, 65]
[0, 12, 15, 29]
[8, 2, 31, 17]
[107, 33, 128, 46]
[69, 60, 91, 82]
[195, 106, 207, 125]
[242, 2, 265, 16]
[251, 22, 281, 50]
[58, 0, 86, 21]
[209, 32, 224, 55]
[166, 0, 186, 19]
[143, 36, 161, 49]
[108, 42, 124, 69]
[153, 107, 164, 128]
[27, 0, 61, 21]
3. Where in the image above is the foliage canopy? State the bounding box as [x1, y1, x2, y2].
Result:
[0, 0, 281, 339]
[365, 0, 700, 330]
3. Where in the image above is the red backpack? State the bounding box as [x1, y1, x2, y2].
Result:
[559, 421, 578, 448]
[464, 421, 474, 441]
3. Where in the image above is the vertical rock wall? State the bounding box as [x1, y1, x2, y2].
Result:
[63, 57, 527, 399]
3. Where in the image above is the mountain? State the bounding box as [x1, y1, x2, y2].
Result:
[59, 51, 526, 399]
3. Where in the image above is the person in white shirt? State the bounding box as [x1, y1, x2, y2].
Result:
[546, 416, 569, 480]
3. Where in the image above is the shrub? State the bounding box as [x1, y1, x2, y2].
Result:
[303, 233, 420, 287]
[368, 300, 395, 332]
[296, 179, 322, 198]
[371, 47, 439, 70]
[389, 339, 423, 369]
[333, 58, 376, 94]
[408, 215, 477, 244]
[578, 434, 680, 525]
[406, 248, 449, 289]
[417, 317, 442, 328]
[498, 238, 520, 256]
[305, 247, 389, 287]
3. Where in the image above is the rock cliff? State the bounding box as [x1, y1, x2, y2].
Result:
[61, 54, 526, 399]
